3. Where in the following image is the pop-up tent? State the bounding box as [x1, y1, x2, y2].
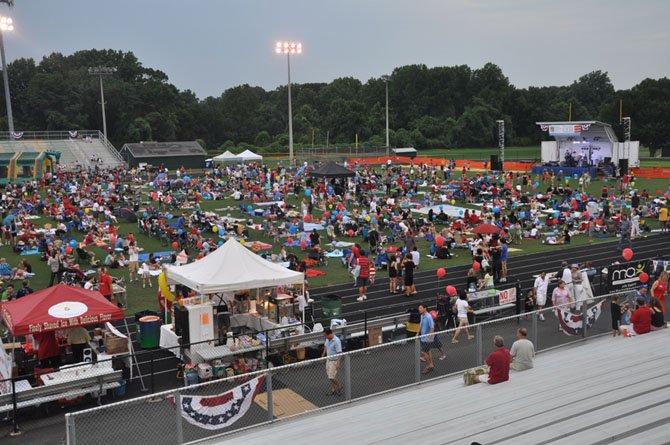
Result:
[236, 149, 263, 162]
[165, 238, 304, 294]
[212, 151, 238, 162]
[0, 284, 125, 336]
[309, 161, 355, 178]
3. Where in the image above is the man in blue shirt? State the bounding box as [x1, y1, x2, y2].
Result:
[416, 304, 444, 374]
[500, 238, 509, 283]
[322, 328, 343, 396]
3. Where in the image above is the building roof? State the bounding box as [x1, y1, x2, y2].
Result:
[120, 142, 206, 159]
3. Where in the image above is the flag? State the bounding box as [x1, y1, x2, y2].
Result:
[170, 375, 264, 430]
[555, 300, 606, 336]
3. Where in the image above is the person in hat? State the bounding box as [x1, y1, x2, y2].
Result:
[658, 202, 668, 233]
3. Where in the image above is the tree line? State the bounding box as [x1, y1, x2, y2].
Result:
[0, 49, 668, 154]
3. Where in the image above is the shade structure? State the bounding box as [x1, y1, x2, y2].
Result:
[309, 161, 355, 178]
[236, 149, 263, 161]
[212, 150, 238, 162]
[471, 223, 503, 235]
[0, 284, 125, 336]
[165, 238, 304, 294]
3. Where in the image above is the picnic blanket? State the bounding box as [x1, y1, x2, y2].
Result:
[325, 250, 344, 258]
[245, 241, 273, 251]
[138, 251, 173, 263]
[330, 241, 354, 248]
[303, 223, 325, 232]
[305, 269, 326, 278]
[283, 240, 311, 248]
[19, 249, 40, 256]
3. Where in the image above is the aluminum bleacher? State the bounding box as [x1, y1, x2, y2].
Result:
[223, 329, 670, 445]
[0, 130, 124, 170]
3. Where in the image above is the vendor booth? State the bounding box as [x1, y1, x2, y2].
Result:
[212, 150, 238, 163]
[161, 239, 307, 378]
[535, 121, 640, 176]
[236, 149, 263, 162]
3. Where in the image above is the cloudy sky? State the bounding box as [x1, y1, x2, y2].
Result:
[5, 0, 669, 98]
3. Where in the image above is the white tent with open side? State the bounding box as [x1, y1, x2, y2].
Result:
[236, 149, 263, 161]
[212, 150, 238, 162]
[165, 238, 304, 294]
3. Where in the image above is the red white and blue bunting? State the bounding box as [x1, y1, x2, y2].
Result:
[68, 130, 79, 138]
[555, 300, 606, 336]
[170, 375, 264, 430]
[11, 131, 23, 140]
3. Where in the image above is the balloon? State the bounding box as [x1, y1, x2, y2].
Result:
[287, 237, 294, 245]
[451, 199, 456, 205]
[347, 229, 354, 237]
[84, 208, 89, 214]
[196, 241, 203, 249]
[323, 211, 330, 218]
[172, 242, 179, 249]
[239, 239, 245, 245]
[69, 239, 77, 248]
[436, 268, 446, 279]
[446, 285, 457, 297]
[366, 216, 371, 222]
[429, 310, 438, 320]
[631, 181, 635, 187]
[639, 272, 649, 284]
[110, 235, 117, 244]
[65, 246, 73, 255]
[300, 241, 307, 249]
[371, 218, 377, 224]
[289, 225, 297, 235]
[473, 261, 481, 271]
[217, 240, 224, 247]
[436, 236, 444, 247]
[247, 205, 253, 212]
[305, 189, 312, 197]
[304, 215, 311, 223]
[143, 212, 148, 218]
[177, 229, 183, 235]
[622, 248, 633, 262]
[167, 214, 173, 220]
[212, 225, 218, 233]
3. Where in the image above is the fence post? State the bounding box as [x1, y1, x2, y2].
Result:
[344, 353, 352, 401]
[150, 355, 155, 394]
[531, 311, 539, 350]
[65, 413, 76, 445]
[581, 299, 589, 338]
[476, 325, 483, 366]
[174, 392, 184, 445]
[10, 377, 20, 436]
[413, 338, 421, 383]
[265, 370, 273, 422]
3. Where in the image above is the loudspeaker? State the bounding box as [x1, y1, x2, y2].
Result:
[174, 305, 190, 345]
[490, 155, 502, 171]
[83, 348, 93, 364]
[619, 159, 629, 173]
[604, 157, 611, 165]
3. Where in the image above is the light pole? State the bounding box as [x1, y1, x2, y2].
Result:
[275, 41, 302, 164]
[381, 75, 390, 155]
[0, 15, 14, 134]
[88, 66, 116, 140]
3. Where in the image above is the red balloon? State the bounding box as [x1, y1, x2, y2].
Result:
[347, 229, 354, 237]
[446, 285, 457, 297]
[300, 241, 307, 249]
[639, 272, 649, 284]
[473, 261, 481, 271]
[323, 211, 330, 218]
[287, 237, 294, 244]
[304, 215, 311, 223]
[622, 248, 633, 262]
[65, 246, 73, 255]
[196, 241, 203, 249]
[429, 310, 438, 320]
[435, 236, 444, 247]
[172, 242, 178, 249]
[436, 268, 446, 279]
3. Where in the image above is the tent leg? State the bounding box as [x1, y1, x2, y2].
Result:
[125, 318, 147, 392]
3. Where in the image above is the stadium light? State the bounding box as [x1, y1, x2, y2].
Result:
[274, 41, 302, 163]
[88, 66, 117, 141]
[0, 15, 15, 134]
[381, 75, 390, 155]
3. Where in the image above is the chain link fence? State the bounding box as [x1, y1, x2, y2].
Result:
[65, 294, 613, 444]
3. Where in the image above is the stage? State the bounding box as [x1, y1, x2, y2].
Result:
[531, 165, 597, 177]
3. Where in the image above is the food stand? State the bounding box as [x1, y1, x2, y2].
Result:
[161, 239, 307, 379]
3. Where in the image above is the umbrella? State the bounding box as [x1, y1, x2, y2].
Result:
[471, 223, 502, 235]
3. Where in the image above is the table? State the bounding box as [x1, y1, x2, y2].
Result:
[159, 324, 182, 360]
[191, 343, 265, 364]
[231, 313, 280, 332]
[40, 362, 115, 387]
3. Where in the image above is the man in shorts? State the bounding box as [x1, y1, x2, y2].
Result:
[533, 271, 550, 321]
[475, 336, 511, 384]
[417, 304, 445, 374]
[322, 328, 343, 396]
[356, 251, 370, 301]
[128, 241, 139, 283]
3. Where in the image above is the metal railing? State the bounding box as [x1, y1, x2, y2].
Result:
[63, 292, 617, 445]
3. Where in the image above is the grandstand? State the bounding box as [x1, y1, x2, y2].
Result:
[0, 130, 124, 170]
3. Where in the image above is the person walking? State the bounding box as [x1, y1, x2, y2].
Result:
[355, 251, 370, 302]
[98, 267, 113, 304]
[452, 291, 475, 343]
[416, 304, 446, 374]
[47, 251, 62, 287]
[650, 271, 668, 314]
[322, 328, 343, 396]
[403, 253, 416, 297]
[510, 328, 535, 371]
[388, 254, 397, 294]
[128, 241, 139, 283]
[618, 214, 632, 252]
[552, 280, 573, 308]
[533, 271, 550, 321]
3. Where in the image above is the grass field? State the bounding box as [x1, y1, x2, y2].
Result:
[0, 170, 667, 319]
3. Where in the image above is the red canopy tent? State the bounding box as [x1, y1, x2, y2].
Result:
[0, 284, 124, 336]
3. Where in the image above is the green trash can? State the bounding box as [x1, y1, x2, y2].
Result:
[139, 315, 161, 349]
[321, 294, 342, 324]
[135, 310, 159, 344]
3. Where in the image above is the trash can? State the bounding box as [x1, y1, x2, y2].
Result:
[406, 308, 420, 338]
[135, 310, 159, 344]
[320, 294, 342, 324]
[139, 315, 161, 349]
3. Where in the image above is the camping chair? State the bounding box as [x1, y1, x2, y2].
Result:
[76, 247, 90, 264]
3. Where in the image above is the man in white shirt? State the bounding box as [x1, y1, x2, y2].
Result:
[411, 247, 420, 268]
[510, 328, 535, 371]
[533, 271, 550, 321]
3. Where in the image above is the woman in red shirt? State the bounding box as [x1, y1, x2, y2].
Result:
[650, 271, 668, 313]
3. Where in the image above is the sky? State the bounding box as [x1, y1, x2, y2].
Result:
[4, 0, 670, 99]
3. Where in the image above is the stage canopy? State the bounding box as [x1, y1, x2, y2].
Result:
[212, 150, 238, 162]
[165, 238, 304, 294]
[0, 284, 125, 336]
[236, 149, 263, 161]
[310, 161, 356, 178]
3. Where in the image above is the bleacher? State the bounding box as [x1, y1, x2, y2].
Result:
[0, 130, 124, 170]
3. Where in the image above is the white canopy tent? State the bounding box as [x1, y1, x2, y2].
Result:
[236, 149, 263, 161]
[212, 150, 238, 162]
[165, 238, 304, 294]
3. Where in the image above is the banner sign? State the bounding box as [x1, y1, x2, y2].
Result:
[549, 124, 582, 136]
[608, 260, 651, 292]
[0, 345, 11, 395]
[468, 286, 517, 311]
[555, 300, 606, 336]
[498, 287, 517, 305]
[170, 375, 264, 430]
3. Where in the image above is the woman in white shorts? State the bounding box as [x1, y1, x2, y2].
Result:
[452, 292, 475, 343]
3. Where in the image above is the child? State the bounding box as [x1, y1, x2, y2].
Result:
[141, 260, 152, 289]
[368, 261, 376, 287]
[611, 295, 622, 336]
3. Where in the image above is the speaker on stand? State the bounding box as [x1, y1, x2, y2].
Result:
[490, 155, 502, 171]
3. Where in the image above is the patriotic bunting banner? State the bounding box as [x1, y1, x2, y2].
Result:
[11, 131, 23, 140]
[68, 130, 79, 138]
[170, 375, 264, 430]
[555, 300, 606, 336]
